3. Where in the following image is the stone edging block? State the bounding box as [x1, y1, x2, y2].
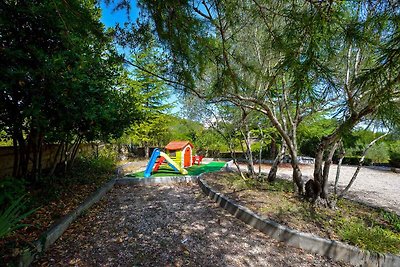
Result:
[18, 175, 198, 266]
[197, 176, 400, 267]
[19, 179, 116, 267]
[19, 172, 400, 267]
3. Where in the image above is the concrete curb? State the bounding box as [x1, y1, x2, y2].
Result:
[115, 176, 198, 185]
[197, 176, 400, 267]
[18, 179, 116, 267]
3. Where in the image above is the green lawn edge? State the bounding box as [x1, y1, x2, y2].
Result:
[127, 161, 226, 178]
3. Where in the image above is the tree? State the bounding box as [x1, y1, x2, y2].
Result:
[312, 1, 400, 200]
[110, 0, 399, 199]
[0, 0, 140, 181]
[122, 42, 173, 157]
[129, 0, 344, 193]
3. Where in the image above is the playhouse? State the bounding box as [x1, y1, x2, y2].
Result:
[143, 141, 194, 178]
[165, 141, 193, 168]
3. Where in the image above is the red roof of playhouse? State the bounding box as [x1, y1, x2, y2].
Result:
[165, 141, 193, 150]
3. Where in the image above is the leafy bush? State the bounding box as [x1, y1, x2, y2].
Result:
[0, 196, 35, 238]
[342, 156, 372, 166]
[339, 219, 400, 254]
[388, 141, 400, 167]
[389, 150, 400, 168]
[0, 177, 27, 209]
[365, 142, 390, 164]
[69, 153, 116, 184]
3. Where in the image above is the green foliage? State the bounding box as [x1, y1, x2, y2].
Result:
[389, 141, 400, 168]
[298, 116, 337, 156]
[267, 180, 294, 193]
[1, 0, 140, 180]
[0, 177, 27, 209]
[0, 196, 35, 238]
[342, 156, 372, 166]
[0, 131, 12, 146]
[343, 130, 378, 157]
[365, 142, 390, 164]
[70, 153, 116, 184]
[122, 43, 173, 148]
[381, 210, 400, 233]
[194, 129, 228, 155]
[339, 219, 400, 254]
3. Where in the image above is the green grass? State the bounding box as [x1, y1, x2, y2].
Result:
[339, 219, 400, 254]
[127, 161, 226, 178]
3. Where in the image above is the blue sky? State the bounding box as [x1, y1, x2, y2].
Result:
[100, 1, 139, 27]
[100, 1, 182, 115]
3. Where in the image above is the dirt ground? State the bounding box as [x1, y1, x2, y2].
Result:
[249, 163, 400, 215]
[34, 183, 349, 267]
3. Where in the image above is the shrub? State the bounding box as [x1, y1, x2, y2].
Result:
[68, 153, 116, 184]
[389, 141, 400, 168]
[365, 142, 390, 164]
[0, 177, 27, 210]
[342, 156, 372, 166]
[389, 151, 400, 168]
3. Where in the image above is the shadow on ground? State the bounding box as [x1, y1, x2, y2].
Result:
[34, 184, 348, 266]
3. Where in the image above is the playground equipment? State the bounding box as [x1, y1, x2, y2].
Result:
[144, 148, 188, 177]
[165, 141, 193, 168]
[144, 141, 193, 178]
[192, 155, 204, 165]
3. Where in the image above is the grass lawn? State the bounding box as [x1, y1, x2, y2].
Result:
[127, 161, 226, 178]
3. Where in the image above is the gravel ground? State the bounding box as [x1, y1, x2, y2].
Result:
[34, 183, 348, 267]
[119, 160, 400, 214]
[250, 164, 400, 215]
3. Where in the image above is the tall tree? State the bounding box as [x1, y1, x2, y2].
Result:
[0, 0, 140, 180]
[123, 43, 172, 157]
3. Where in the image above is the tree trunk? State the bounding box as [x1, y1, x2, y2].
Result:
[334, 143, 345, 195]
[37, 135, 44, 179]
[49, 141, 64, 176]
[69, 136, 82, 170]
[12, 133, 19, 177]
[288, 147, 303, 194]
[313, 143, 325, 187]
[144, 143, 150, 159]
[268, 141, 286, 182]
[321, 142, 338, 198]
[258, 139, 263, 178]
[241, 128, 255, 177]
[270, 138, 277, 159]
[17, 131, 28, 178]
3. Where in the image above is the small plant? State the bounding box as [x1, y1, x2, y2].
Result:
[0, 196, 35, 238]
[0, 177, 27, 209]
[267, 180, 294, 192]
[339, 219, 400, 254]
[381, 210, 400, 233]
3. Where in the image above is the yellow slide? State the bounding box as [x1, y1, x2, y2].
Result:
[160, 152, 188, 175]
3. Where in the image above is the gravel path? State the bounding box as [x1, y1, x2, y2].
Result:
[253, 164, 400, 215]
[35, 183, 348, 266]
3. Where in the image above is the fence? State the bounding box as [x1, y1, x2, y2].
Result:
[0, 144, 95, 178]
